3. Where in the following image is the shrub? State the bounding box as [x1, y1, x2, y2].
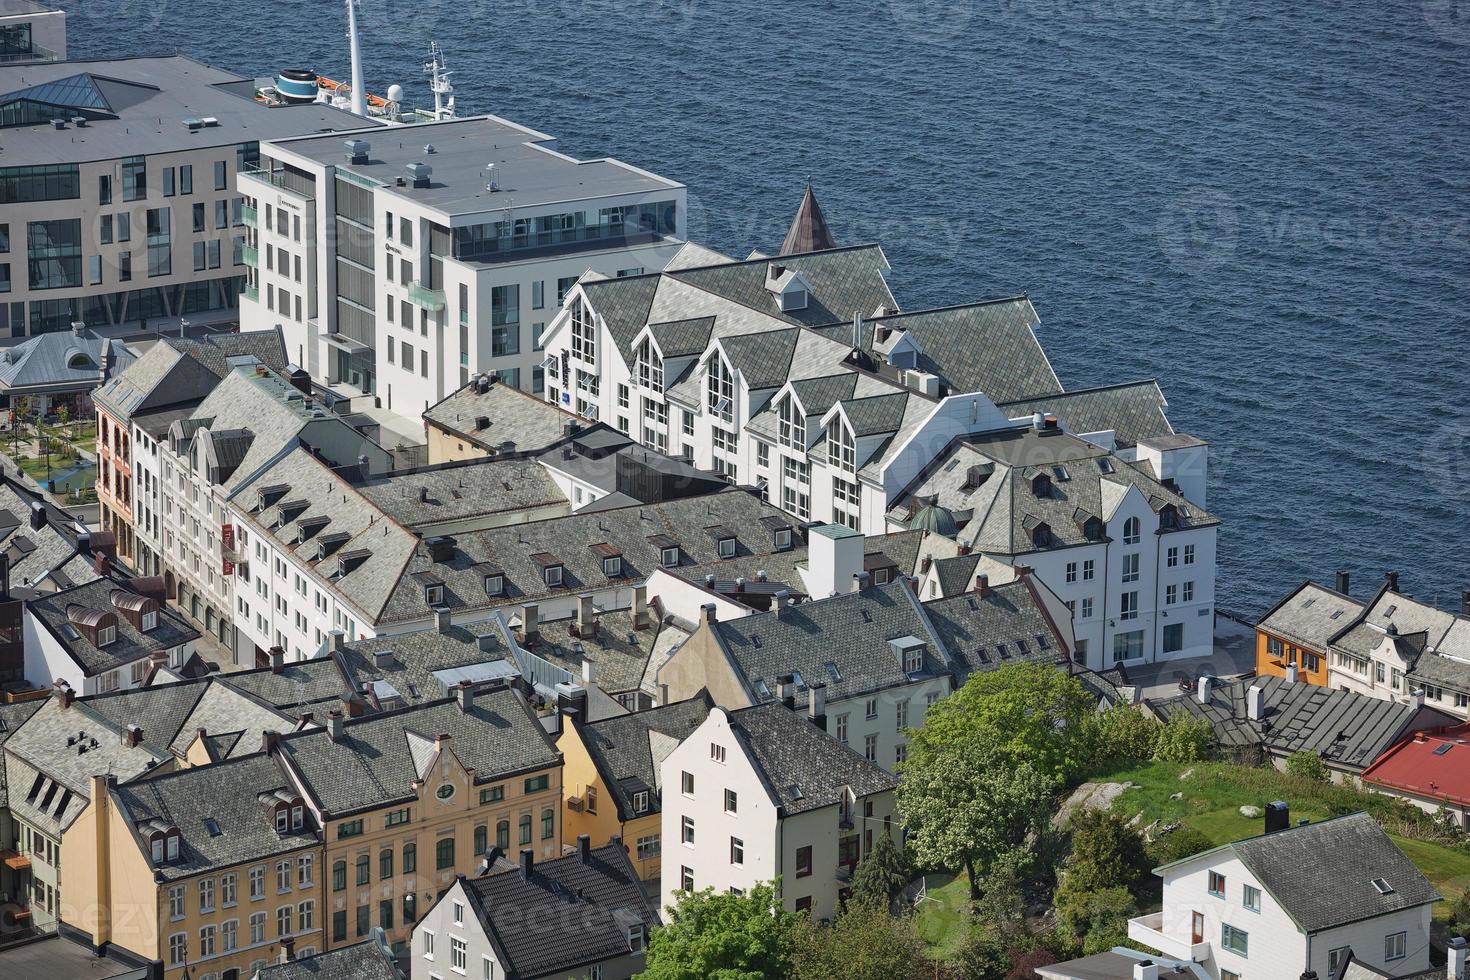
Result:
[1063, 809, 1149, 894]
[1285, 750, 1329, 782]
[1147, 826, 1213, 866]
[1054, 886, 1137, 946]
[1086, 705, 1158, 767]
[1154, 715, 1213, 763]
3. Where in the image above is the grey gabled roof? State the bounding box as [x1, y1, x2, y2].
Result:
[111, 751, 317, 881]
[26, 575, 199, 676]
[718, 329, 800, 391]
[1148, 675, 1456, 770]
[0, 699, 43, 809]
[922, 579, 1070, 679]
[997, 379, 1174, 449]
[579, 692, 713, 821]
[527, 610, 663, 696]
[0, 476, 98, 594]
[0, 327, 135, 395]
[1224, 812, 1440, 933]
[859, 299, 1060, 401]
[423, 375, 579, 453]
[712, 578, 951, 707]
[461, 842, 659, 979]
[91, 329, 287, 420]
[580, 273, 663, 364]
[254, 937, 401, 980]
[727, 701, 898, 816]
[648, 316, 716, 358]
[274, 691, 560, 817]
[1257, 581, 1365, 653]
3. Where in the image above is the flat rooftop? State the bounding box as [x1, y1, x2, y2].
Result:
[271, 114, 683, 218]
[0, 0, 57, 17]
[0, 55, 374, 167]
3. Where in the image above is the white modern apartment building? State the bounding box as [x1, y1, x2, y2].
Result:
[889, 423, 1218, 668]
[237, 115, 686, 421]
[1128, 809, 1439, 980]
[658, 702, 899, 922]
[0, 1, 66, 64]
[0, 54, 365, 337]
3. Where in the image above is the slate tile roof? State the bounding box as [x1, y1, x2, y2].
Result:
[423, 375, 579, 454]
[353, 457, 567, 530]
[0, 477, 98, 594]
[1206, 812, 1441, 933]
[578, 692, 713, 821]
[26, 576, 199, 677]
[460, 842, 659, 978]
[922, 579, 1070, 679]
[860, 299, 1060, 401]
[377, 487, 806, 626]
[273, 691, 560, 818]
[727, 701, 898, 816]
[711, 578, 951, 708]
[0, 326, 136, 395]
[94, 329, 288, 420]
[1257, 581, 1366, 652]
[889, 427, 1218, 556]
[336, 621, 519, 708]
[110, 751, 317, 881]
[527, 611, 664, 696]
[254, 937, 401, 980]
[1147, 675, 1456, 771]
[996, 379, 1175, 449]
[0, 699, 43, 808]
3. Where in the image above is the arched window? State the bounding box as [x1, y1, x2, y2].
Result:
[473, 825, 487, 856]
[706, 354, 733, 422]
[332, 860, 346, 891]
[541, 807, 555, 840]
[496, 820, 510, 851]
[1123, 516, 1141, 545]
[355, 853, 369, 885]
[518, 814, 532, 846]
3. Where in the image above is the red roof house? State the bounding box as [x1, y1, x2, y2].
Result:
[1361, 724, 1470, 827]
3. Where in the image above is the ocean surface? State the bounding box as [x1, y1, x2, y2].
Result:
[62, 0, 1470, 619]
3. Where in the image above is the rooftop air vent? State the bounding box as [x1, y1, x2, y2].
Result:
[406, 162, 432, 188]
[344, 139, 370, 164]
[183, 118, 203, 131]
[201, 116, 220, 127]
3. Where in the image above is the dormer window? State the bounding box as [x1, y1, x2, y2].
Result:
[167, 835, 178, 860]
[773, 527, 792, 551]
[635, 338, 663, 393]
[707, 354, 734, 423]
[151, 838, 164, 863]
[532, 553, 564, 587]
[1031, 473, 1052, 498]
[1031, 523, 1053, 548]
[545, 565, 563, 586]
[97, 624, 116, 646]
[426, 584, 444, 606]
[1083, 516, 1103, 541]
[632, 790, 649, 814]
[627, 923, 647, 952]
[276, 807, 289, 833]
[141, 610, 158, 631]
[661, 547, 679, 568]
[484, 573, 504, 596]
[591, 543, 623, 578]
[718, 537, 736, 560]
[778, 396, 805, 450]
[291, 804, 304, 830]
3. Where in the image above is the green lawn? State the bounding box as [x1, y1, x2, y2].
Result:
[1102, 760, 1470, 918]
[913, 872, 974, 961]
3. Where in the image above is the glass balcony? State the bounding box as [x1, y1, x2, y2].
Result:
[243, 283, 258, 302]
[241, 204, 257, 228]
[241, 244, 258, 266]
[409, 281, 445, 311]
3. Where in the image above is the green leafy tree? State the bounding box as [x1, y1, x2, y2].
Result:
[1054, 886, 1137, 953]
[926, 664, 1096, 784]
[849, 830, 909, 912]
[790, 899, 928, 980]
[1286, 749, 1330, 782]
[642, 882, 795, 980]
[1153, 714, 1213, 763]
[1146, 826, 1213, 866]
[1084, 704, 1159, 768]
[898, 741, 1053, 900]
[971, 847, 1032, 942]
[955, 926, 1009, 980]
[1061, 809, 1149, 894]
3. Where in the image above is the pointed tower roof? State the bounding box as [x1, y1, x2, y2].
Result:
[779, 181, 838, 256]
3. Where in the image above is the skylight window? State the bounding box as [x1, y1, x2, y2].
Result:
[753, 678, 770, 700]
[1371, 877, 1394, 895]
[204, 818, 222, 837]
[1433, 743, 1453, 756]
[1096, 458, 1114, 474]
[1052, 464, 1070, 481]
[824, 661, 843, 683]
[1384, 604, 1398, 618]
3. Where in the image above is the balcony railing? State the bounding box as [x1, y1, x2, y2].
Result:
[408, 281, 446, 311]
[241, 244, 258, 266]
[1127, 912, 1209, 962]
[243, 283, 259, 303]
[238, 166, 315, 200]
[241, 204, 257, 228]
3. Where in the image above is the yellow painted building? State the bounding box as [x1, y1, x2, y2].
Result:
[557, 693, 712, 881]
[63, 756, 326, 980]
[271, 688, 564, 954]
[1255, 579, 1365, 688]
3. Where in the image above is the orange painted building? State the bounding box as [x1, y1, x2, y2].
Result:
[1255, 576, 1365, 687]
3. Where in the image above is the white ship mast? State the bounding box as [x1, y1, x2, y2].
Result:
[425, 41, 455, 120]
[345, 0, 367, 117]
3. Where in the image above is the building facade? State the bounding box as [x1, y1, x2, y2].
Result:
[237, 116, 685, 420]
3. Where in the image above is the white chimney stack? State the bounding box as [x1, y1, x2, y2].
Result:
[1247, 684, 1266, 721]
[808, 524, 864, 598]
[1284, 662, 1299, 684]
[1448, 936, 1467, 980]
[1411, 688, 1426, 710]
[1133, 961, 1159, 980]
[1197, 675, 1213, 705]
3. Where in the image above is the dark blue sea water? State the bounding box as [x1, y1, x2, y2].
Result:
[61, 0, 1470, 618]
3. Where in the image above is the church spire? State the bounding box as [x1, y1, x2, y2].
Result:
[778, 179, 837, 256]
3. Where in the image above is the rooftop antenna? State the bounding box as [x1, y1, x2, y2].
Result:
[345, 0, 367, 117]
[424, 41, 455, 120]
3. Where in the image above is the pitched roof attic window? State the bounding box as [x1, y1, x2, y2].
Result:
[544, 564, 563, 587]
[425, 584, 444, 606]
[661, 546, 680, 567]
[718, 537, 736, 559]
[484, 573, 504, 596]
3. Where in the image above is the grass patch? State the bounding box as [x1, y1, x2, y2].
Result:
[913, 872, 973, 961]
[1099, 759, 1470, 918]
